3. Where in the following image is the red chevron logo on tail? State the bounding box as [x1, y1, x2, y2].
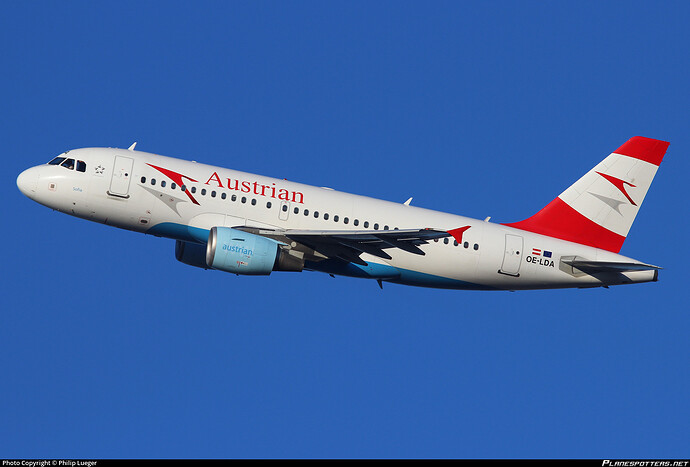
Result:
[595, 172, 637, 206]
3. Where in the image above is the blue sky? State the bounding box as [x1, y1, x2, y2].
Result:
[1, 0, 688, 459]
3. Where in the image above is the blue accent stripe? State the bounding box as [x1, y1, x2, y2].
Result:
[147, 222, 209, 243]
[392, 268, 496, 290]
[306, 259, 495, 290]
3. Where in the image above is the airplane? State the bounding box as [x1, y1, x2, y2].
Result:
[16, 136, 668, 291]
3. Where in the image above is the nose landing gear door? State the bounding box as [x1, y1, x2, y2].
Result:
[108, 155, 134, 198]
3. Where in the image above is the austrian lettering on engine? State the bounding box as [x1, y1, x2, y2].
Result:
[222, 244, 253, 256]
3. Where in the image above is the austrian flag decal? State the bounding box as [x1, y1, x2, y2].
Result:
[532, 248, 552, 258]
[527, 247, 555, 267]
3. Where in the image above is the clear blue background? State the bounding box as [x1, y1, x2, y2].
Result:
[1, 0, 688, 459]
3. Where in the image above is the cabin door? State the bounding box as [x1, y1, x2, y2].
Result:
[499, 234, 523, 276]
[108, 155, 134, 198]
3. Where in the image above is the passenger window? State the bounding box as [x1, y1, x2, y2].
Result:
[454, 240, 458, 246]
[241, 197, 247, 203]
[266, 201, 272, 208]
[231, 194, 237, 202]
[151, 179, 156, 185]
[141, 176, 146, 183]
[282, 204, 288, 212]
[314, 211, 319, 218]
[201, 188, 206, 195]
[181, 185, 186, 192]
[464, 241, 469, 248]
[384, 225, 389, 230]
[444, 238, 449, 244]
[49, 157, 66, 165]
[344, 217, 349, 224]
[334, 215, 339, 222]
[221, 192, 226, 200]
[374, 223, 379, 230]
[294, 207, 299, 214]
[191, 186, 196, 193]
[324, 213, 329, 220]
[76, 160, 86, 172]
[171, 183, 176, 190]
[353, 219, 358, 226]
[161, 181, 166, 187]
[211, 190, 216, 198]
[251, 198, 256, 205]
[364, 221, 369, 228]
[61, 158, 75, 170]
[304, 209, 309, 216]
[473, 243, 479, 250]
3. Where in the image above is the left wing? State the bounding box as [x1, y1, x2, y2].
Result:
[238, 227, 460, 266]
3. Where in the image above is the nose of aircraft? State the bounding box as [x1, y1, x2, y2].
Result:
[17, 167, 39, 198]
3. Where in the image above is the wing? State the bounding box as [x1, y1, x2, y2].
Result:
[237, 227, 457, 266]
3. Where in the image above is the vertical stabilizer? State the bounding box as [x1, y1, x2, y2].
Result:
[504, 136, 669, 253]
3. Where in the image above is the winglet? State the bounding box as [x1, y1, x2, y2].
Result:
[128, 142, 137, 151]
[448, 226, 471, 244]
[404, 197, 413, 206]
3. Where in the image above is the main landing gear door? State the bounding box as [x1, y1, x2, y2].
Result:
[499, 234, 523, 277]
[108, 155, 134, 198]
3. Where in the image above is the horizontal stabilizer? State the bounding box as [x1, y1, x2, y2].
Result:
[562, 260, 661, 273]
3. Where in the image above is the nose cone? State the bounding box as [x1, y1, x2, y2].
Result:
[17, 167, 39, 198]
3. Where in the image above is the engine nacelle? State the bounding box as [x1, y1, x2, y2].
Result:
[206, 227, 303, 275]
[175, 240, 209, 270]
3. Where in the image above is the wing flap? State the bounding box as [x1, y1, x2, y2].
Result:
[338, 240, 392, 260]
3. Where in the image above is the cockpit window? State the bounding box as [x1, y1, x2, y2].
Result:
[76, 160, 86, 172]
[48, 157, 66, 165]
[60, 158, 75, 170]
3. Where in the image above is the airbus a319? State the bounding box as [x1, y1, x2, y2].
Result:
[17, 136, 668, 291]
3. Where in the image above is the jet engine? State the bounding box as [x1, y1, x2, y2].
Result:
[205, 226, 303, 275]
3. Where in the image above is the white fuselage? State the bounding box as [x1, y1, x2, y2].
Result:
[17, 147, 657, 290]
